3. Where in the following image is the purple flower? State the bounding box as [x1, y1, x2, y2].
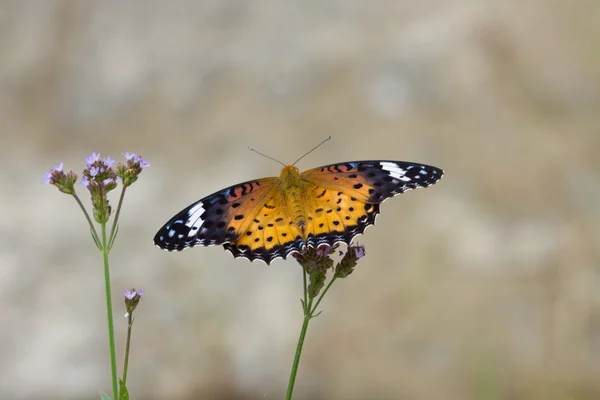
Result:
[89, 166, 99, 177]
[42, 162, 64, 183]
[334, 243, 366, 278]
[124, 288, 144, 300]
[103, 156, 116, 168]
[43, 162, 78, 194]
[117, 152, 150, 187]
[124, 288, 144, 316]
[123, 152, 150, 168]
[316, 244, 331, 257]
[103, 177, 115, 186]
[353, 245, 365, 259]
[42, 171, 53, 184]
[85, 152, 101, 166]
[136, 155, 150, 169]
[81, 176, 90, 186]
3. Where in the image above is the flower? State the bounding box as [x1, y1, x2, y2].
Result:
[85, 152, 101, 166]
[315, 244, 331, 257]
[334, 243, 366, 278]
[42, 171, 53, 184]
[42, 162, 78, 194]
[81, 152, 119, 223]
[42, 163, 64, 184]
[103, 156, 116, 168]
[116, 152, 150, 187]
[352, 243, 366, 259]
[124, 288, 144, 316]
[103, 177, 115, 186]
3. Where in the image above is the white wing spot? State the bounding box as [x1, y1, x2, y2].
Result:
[380, 162, 411, 182]
[420, 169, 427, 174]
[185, 202, 206, 236]
[168, 229, 176, 238]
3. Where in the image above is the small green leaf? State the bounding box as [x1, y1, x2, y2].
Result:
[100, 391, 112, 400]
[108, 224, 119, 250]
[118, 378, 130, 400]
[91, 227, 102, 249]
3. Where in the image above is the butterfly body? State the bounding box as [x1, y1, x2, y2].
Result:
[154, 160, 443, 264]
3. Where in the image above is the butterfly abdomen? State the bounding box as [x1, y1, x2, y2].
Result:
[279, 165, 312, 235]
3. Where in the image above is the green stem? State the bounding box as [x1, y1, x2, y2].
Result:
[311, 277, 337, 315]
[72, 193, 100, 246]
[286, 310, 312, 400]
[101, 222, 118, 399]
[302, 268, 308, 312]
[108, 186, 127, 248]
[121, 314, 133, 388]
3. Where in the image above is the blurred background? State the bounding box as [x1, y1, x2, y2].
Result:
[1, 0, 599, 399]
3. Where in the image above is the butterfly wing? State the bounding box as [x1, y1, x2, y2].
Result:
[153, 177, 278, 251]
[301, 160, 443, 247]
[223, 190, 305, 264]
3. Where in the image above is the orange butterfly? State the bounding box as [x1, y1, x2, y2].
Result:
[154, 156, 443, 264]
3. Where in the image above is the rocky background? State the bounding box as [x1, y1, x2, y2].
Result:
[1, 1, 600, 399]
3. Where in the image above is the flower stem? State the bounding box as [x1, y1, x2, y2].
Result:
[108, 186, 127, 249]
[101, 222, 118, 399]
[286, 307, 312, 400]
[121, 314, 133, 388]
[311, 277, 337, 315]
[72, 193, 100, 246]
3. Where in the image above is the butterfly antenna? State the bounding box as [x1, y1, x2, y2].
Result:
[292, 136, 332, 166]
[248, 147, 286, 167]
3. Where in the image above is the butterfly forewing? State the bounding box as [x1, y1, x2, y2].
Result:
[298, 160, 443, 248]
[153, 178, 277, 251]
[302, 160, 443, 203]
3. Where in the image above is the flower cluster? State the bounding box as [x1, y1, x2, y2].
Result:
[335, 243, 366, 278]
[42, 163, 78, 194]
[116, 152, 151, 187]
[80, 153, 119, 223]
[124, 288, 145, 317]
[293, 242, 366, 299]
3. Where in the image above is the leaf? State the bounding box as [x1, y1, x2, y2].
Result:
[100, 391, 112, 400]
[118, 379, 130, 400]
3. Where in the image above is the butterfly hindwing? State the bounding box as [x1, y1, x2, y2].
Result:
[303, 186, 380, 248]
[153, 178, 277, 251]
[302, 160, 443, 203]
[224, 191, 305, 263]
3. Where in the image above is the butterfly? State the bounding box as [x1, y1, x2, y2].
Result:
[154, 159, 443, 264]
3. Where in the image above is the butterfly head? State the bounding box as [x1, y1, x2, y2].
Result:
[280, 165, 301, 178]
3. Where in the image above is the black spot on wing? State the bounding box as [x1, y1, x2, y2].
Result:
[305, 203, 380, 248]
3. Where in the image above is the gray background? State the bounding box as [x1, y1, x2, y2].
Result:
[2, 1, 600, 399]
